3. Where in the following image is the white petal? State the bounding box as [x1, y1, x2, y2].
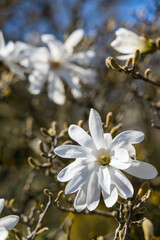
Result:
[111, 38, 139, 54]
[86, 171, 100, 211]
[65, 163, 97, 194]
[0, 227, 8, 240]
[71, 76, 82, 99]
[110, 148, 131, 170]
[89, 108, 104, 150]
[109, 166, 134, 199]
[0, 31, 5, 49]
[124, 160, 158, 179]
[57, 158, 91, 182]
[104, 133, 112, 148]
[110, 159, 131, 170]
[59, 68, 81, 93]
[116, 54, 134, 60]
[54, 145, 89, 159]
[124, 144, 136, 158]
[29, 70, 47, 94]
[64, 29, 84, 50]
[68, 125, 95, 149]
[115, 28, 140, 39]
[0, 199, 4, 214]
[111, 148, 130, 162]
[111, 28, 145, 54]
[74, 181, 88, 212]
[41, 34, 63, 61]
[99, 166, 111, 194]
[102, 184, 118, 208]
[68, 50, 96, 66]
[47, 72, 65, 105]
[109, 130, 144, 150]
[65, 63, 97, 84]
[0, 215, 19, 230]
[109, 148, 131, 170]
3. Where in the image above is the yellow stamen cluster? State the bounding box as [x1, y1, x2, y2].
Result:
[50, 61, 61, 70]
[100, 154, 111, 166]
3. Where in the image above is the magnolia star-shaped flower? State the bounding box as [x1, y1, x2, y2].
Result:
[54, 108, 158, 212]
[0, 198, 19, 240]
[21, 29, 97, 105]
[0, 31, 28, 79]
[111, 28, 155, 60]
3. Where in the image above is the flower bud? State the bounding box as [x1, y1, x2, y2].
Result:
[40, 127, 51, 137]
[44, 188, 52, 196]
[146, 189, 152, 199]
[105, 57, 112, 68]
[9, 199, 15, 208]
[28, 157, 39, 169]
[144, 68, 150, 79]
[78, 120, 83, 127]
[136, 182, 150, 200]
[125, 58, 132, 68]
[106, 57, 122, 70]
[38, 140, 46, 153]
[110, 123, 122, 136]
[106, 112, 113, 127]
[37, 227, 49, 235]
[132, 49, 140, 66]
[142, 218, 154, 240]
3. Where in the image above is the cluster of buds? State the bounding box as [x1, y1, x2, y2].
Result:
[28, 121, 69, 175]
[112, 182, 153, 240]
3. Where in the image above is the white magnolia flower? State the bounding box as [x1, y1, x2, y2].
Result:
[0, 198, 19, 240]
[0, 31, 26, 78]
[54, 108, 158, 212]
[21, 29, 97, 105]
[111, 28, 155, 60]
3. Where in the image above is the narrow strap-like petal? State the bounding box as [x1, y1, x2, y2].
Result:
[124, 160, 158, 179]
[0, 227, 8, 240]
[68, 50, 96, 66]
[99, 166, 111, 194]
[110, 148, 131, 170]
[65, 163, 96, 194]
[104, 133, 112, 148]
[54, 145, 89, 159]
[86, 171, 100, 211]
[109, 130, 144, 150]
[41, 34, 63, 61]
[68, 124, 95, 149]
[65, 63, 97, 84]
[0, 199, 5, 214]
[0, 215, 19, 230]
[89, 108, 104, 150]
[29, 70, 47, 95]
[0, 31, 5, 49]
[74, 181, 88, 212]
[64, 29, 84, 50]
[109, 166, 134, 199]
[123, 144, 136, 158]
[57, 158, 89, 182]
[47, 71, 65, 105]
[102, 184, 118, 208]
[59, 68, 81, 92]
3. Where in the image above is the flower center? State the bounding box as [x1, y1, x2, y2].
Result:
[99, 154, 111, 166]
[50, 61, 61, 70]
